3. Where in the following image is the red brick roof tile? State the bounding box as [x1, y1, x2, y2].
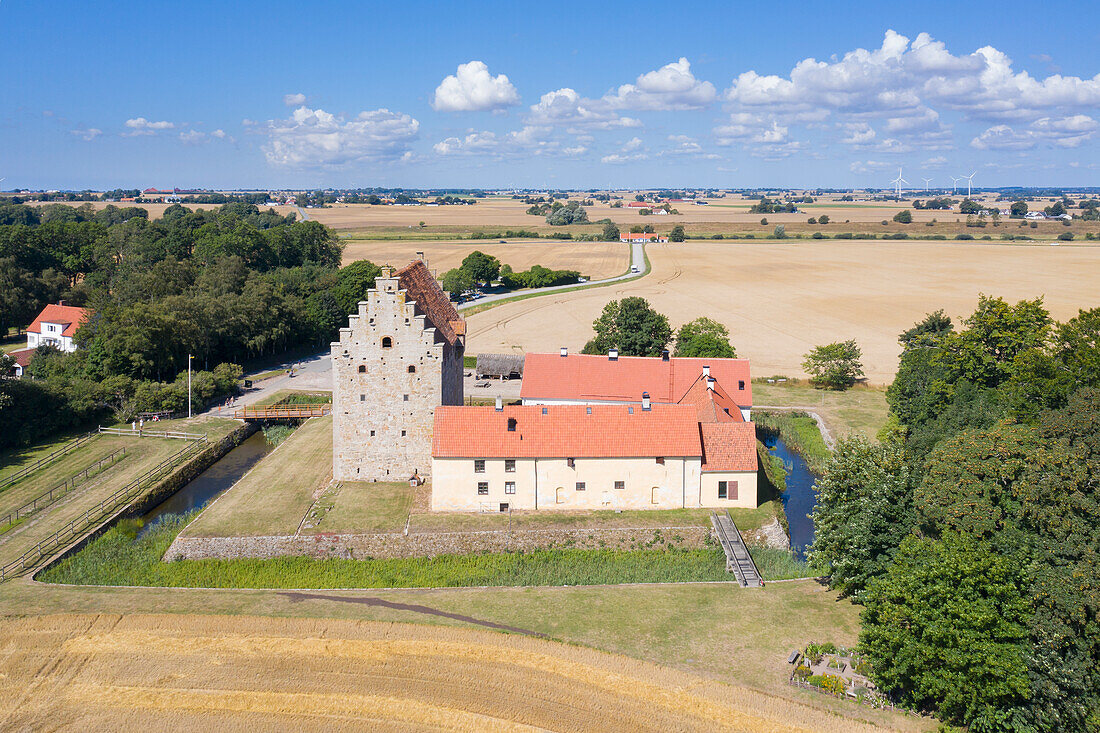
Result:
[27, 304, 92, 338]
[520, 353, 751, 406]
[397, 260, 464, 346]
[700, 422, 758, 472]
[677, 374, 744, 424]
[433, 404, 703, 459]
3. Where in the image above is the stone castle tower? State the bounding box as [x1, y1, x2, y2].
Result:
[332, 260, 465, 481]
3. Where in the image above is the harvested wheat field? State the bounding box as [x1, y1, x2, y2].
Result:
[342, 238, 629, 281]
[0, 613, 894, 732]
[466, 240, 1100, 383]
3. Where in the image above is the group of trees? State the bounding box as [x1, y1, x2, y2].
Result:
[580, 297, 736, 359]
[809, 297, 1100, 731]
[749, 198, 800, 214]
[0, 199, 371, 448]
[439, 250, 580, 298]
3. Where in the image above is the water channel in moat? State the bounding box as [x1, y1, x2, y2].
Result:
[138, 431, 272, 535]
[761, 434, 819, 560]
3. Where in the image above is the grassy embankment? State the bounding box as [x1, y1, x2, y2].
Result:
[755, 411, 832, 476]
[752, 379, 889, 440]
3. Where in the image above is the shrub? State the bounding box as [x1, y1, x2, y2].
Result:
[793, 664, 812, 679]
[892, 210, 912, 224]
[1058, 231, 1074, 241]
[807, 217, 817, 224]
[835, 232, 853, 239]
[955, 233, 974, 240]
[812, 231, 825, 239]
[760, 217, 768, 225]
[808, 674, 847, 695]
[818, 214, 829, 224]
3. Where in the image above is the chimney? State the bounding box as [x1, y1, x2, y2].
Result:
[661, 349, 669, 361]
[495, 396, 503, 411]
[642, 391, 651, 411]
[609, 347, 619, 361]
[380, 265, 395, 278]
[702, 364, 710, 377]
[58, 300, 65, 307]
[560, 346, 568, 357]
[707, 377, 716, 392]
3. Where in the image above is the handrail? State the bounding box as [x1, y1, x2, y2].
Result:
[0, 432, 96, 492]
[97, 427, 206, 440]
[0, 448, 127, 531]
[0, 436, 207, 582]
[233, 404, 331, 419]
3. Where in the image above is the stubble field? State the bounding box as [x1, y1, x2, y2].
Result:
[341, 238, 629, 280]
[0, 612, 897, 732]
[465, 240, 1100, 382]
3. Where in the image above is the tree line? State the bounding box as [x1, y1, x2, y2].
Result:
[809, 296, 1100, 731]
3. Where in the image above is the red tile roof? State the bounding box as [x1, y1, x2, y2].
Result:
[8, 348, 34, 368]
[397, 260, 464, 346]
[700, 422, 758, 472]
[433, 405, 703, 459]
[27, 304, 92, 338]
[677, 374, 744, 424]
[627, 202, 651, 207]
[520, 353, 752, 406]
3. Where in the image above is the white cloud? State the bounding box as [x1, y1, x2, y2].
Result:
[123, 117, 175, 136]
[606, 57, 716, 111]
[622, 136, 643, 151]
[849, 159, 894, 174]
[432, 125, 574, 158]
[179, 130, 206, 144]
[527, 88, 641, 130]
[211, 129, 227, 139]
[283, 93, 307, 107]
[264, 106, 419, 167]
[71, 128, 102, 141]
[970, 115, 1097, 150]
[432, 61, 520, 112]
[601, 152, 647, 164]
[242, 118, 257, 126]
[923, 155, 948, 168]
[841, 122, 876, 144]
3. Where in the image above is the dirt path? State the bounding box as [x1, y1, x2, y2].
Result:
[0, 613, 894, 732]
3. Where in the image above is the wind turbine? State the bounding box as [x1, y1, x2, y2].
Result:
[950, 176, 962, 195]
[921, 177, 933, 192]
[889, 168, 908, 199]
[963, 172, 976, 199]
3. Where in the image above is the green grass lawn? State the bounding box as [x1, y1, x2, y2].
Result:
[183, 416, 332, 537]
[306, 481, 414, 534]
[752, 380, 889, 439]
[252, 389, 332, 407]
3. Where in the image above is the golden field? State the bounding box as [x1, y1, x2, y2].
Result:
[341, 238, 629, 280]
[465, 239, 1100, 383]
[0, 613, 896, 732]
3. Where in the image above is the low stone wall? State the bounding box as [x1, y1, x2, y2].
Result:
[166, 525, 714, 561]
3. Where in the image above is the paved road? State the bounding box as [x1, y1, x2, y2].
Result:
[294, 205, 310, 221]
[455, 241, 646, 312]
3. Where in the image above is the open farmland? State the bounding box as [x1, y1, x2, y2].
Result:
[341, 238, 629, 281]
[0, 610, 916, 732]
[465, 239, 1100, 383]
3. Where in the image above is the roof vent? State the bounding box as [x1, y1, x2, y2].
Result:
[702, 365, 710, 377]
[642, 392, 651, 411]
[560, 346, 568, 357]
[495, 396, 503, 411]
[661, 349, 669, 361]
[608, 347, 619, 361]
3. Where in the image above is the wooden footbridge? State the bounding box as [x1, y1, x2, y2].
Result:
[233, 404, 331, 421]
[711, 511, 763, 587]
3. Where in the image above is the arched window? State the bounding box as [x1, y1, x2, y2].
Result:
[407, 365, 416, 373]
[381, 336, 393, 349]
[358, 365, 366, 373]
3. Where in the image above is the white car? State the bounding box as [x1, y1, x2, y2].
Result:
[630, 266, 640, 273]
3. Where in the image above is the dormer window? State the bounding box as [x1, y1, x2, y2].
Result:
[507, 417, 517, 432]
[381, 336, 393, 349]
[358, 365, 366, 373]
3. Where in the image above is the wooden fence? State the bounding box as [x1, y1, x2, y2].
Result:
[98, 426, 206, 440]
[0, 437, 207, 582]
[0, 432, 96, 492]
[0, 447, 127, 531]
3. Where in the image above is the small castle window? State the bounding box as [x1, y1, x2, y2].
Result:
[408, 365, 416, 373]
[507, 418, 517, 432]
[382, 336, 393, 348]
[403, 394, 409, 402]
[401, 430, 407, 437]
[358, 365, 366, 373]
[360, 394, 366, 402]
[370, 430, 375, 436]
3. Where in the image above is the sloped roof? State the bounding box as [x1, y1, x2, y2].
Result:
[8, 348, 34, 368]
[433, 404, 702, 459]
[476, 353, 525, 377]
[396, 260, 464, 346]
[27, 304, 92, 338]
[700, 422, 758, 472]
[677, 374, 744, 424]
[520, 353, 752, 406]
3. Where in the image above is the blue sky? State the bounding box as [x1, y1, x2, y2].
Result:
[2, 0, 1098, 190]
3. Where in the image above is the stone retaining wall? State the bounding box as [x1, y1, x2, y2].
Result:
[166, 525, 714, 561]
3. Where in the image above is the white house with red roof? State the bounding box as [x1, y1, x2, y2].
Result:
[619, 232, 668, 244]
[430, 349, 758, 512]
[24, 303, 92, 353]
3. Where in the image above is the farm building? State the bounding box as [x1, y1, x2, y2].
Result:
[475, 353, 524, 380]
[431, 350, 759, 512]
[619, 232, 669, 243]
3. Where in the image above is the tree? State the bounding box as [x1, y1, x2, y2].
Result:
[959, 199, 981, 214]
[673, 317, 736, 358]
[898, 309, 953, 349]
[802, 340, 864, 389]
[1010, 200, 1028, 217]
[773, 224, 786, 238]
[818, 214, 830, 224]
[892, 210, 912, 224]
[860, 532, 1031, 729]
[759, 217, 768, 225]
[601, 220, 620, 241]
[441, 268, 474, 298]
[331, 260, 381, 315]
[459, 250, 500, 285]
[668, 225, 685, 242]
[810, 435, 916, 599]
[582, 297, 671, 357]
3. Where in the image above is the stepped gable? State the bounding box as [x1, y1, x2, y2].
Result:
[396, 260, 464, 345]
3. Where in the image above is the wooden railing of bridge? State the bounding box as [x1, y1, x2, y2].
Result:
[233, 404, 331, 420]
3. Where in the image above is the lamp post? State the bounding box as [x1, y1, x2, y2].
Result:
[187, 354, 193, 419]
